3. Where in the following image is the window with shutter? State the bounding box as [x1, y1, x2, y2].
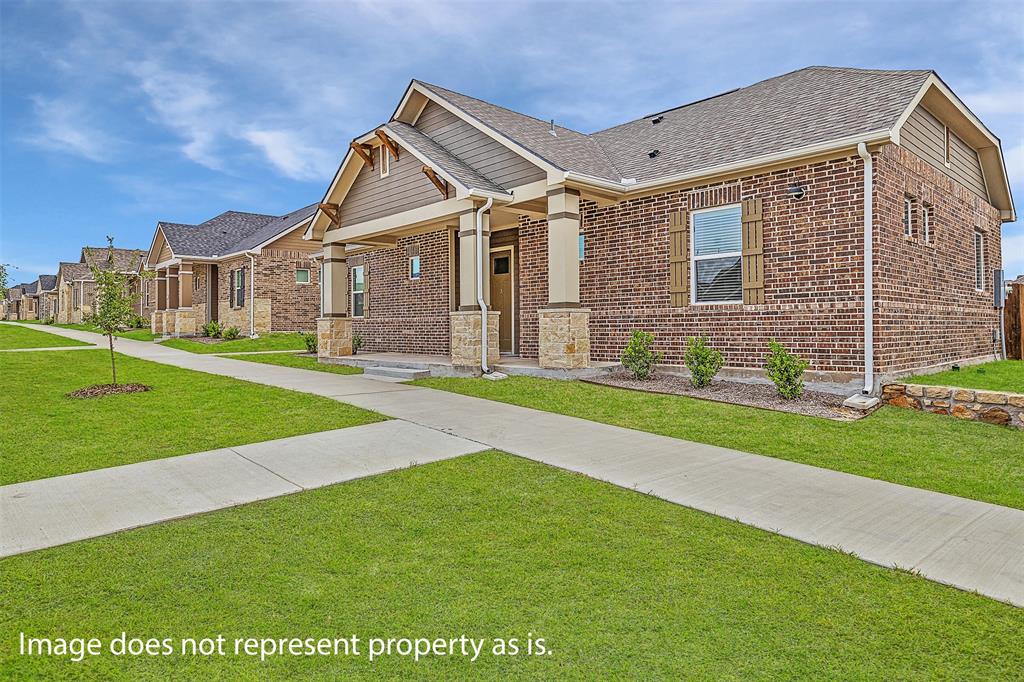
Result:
[691, 204, 742, 304]
[668, 210, 689, 306]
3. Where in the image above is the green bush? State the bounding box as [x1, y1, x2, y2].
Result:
[352, 333, 364, 354]
[765, 339, 809, 399]
[683, 335, 724, 388]
[222, 326, 241, 341]
[300, 331, 318, 353]
[128, 312, 147, 329]
[620, 330, 662, 380]
[201, 320, 222, 338]
[43, 317, 56, 325]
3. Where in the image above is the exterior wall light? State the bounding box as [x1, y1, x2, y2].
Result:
[788, 184, 806, 200]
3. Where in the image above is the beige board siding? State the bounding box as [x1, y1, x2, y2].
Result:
[265, 223, 318, 252]
[338, 141, 444, 226]
[900, 105, 987, 200]
[415, 101, 546, 189]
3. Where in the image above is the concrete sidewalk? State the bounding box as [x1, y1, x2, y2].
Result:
[4, 321, 1023, 606]
[1, 421, 485, 557]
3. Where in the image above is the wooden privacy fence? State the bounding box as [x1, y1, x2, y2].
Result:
[1006, 282, 1024, 360]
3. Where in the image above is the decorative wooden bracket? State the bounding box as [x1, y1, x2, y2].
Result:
[421, 166, 448, 198]
[350, 142, 374, 168]
[318, 202, 341, 226]
[375, 130, 400, 161]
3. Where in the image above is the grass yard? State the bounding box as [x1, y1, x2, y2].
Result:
[224, 352, 363, 374]
[2, 452, 1020, 679]
[0, 350, 383, 484]
[413, 376, 1024, 509]
[906, 360, 1024, 394]
[0, 323, 91, 349]
[160, 332, 309, 354]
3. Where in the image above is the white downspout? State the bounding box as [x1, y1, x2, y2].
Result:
[857, 142, 874, 394]
[247, 252, 257, 338]
[476, 197, 493, 373]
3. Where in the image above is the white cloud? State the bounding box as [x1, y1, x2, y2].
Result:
[241, 129, 335, 182]
[25, 96, 118, 162]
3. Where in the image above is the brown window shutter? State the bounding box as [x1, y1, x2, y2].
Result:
[741, 197, 765, 304]
[668, 210, 689, 306]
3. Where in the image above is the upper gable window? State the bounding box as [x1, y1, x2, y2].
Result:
[379, 145, 390, 179]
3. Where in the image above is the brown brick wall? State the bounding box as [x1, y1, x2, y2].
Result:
[259, 248, 320, 332]
[872, 143, 1002, 373]
[351, 229, 452, 354]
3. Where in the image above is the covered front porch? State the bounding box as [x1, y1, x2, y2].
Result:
[149, 261, 199, 337]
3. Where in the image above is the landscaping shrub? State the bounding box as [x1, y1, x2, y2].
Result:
[766, 339, 809, 399]
[352, 333, 364, 354]
[222, 326, 241, 341]
[300, 331, 318, 353]
[43, 317, 55, 325]
[128, 312, 147, 329]
[620, 330, 662, 380]
[201, 320, 222, 338]
[683, 335, 724, 388]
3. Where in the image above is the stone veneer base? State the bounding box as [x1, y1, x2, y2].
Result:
[882, 383, 1024, 428]
[450, 310, 500, 369]
[173, 309, 197, 337]
[538, 308, 591, 369]
[317, 317, 353, 359]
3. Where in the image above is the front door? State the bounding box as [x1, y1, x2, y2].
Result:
[208, 264, 219, 321]
[489, 249, 514, 353]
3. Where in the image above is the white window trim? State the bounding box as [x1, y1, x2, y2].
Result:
[351, 264, 365, 318]
[408, 255, 421, 280]
[295, 268, 311, 285]
[974, 230, 985, 291]
[903, 197, 914, 237]
[690, 203, 744, 305]
[379, 145, 390, 178]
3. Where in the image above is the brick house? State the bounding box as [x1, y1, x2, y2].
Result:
[4, 283, 30, 320]
[304, 66, 1013, 391]
[55, 248, 149, 324]
[144, 204, 319, 337]
[22, 275, 58, 321]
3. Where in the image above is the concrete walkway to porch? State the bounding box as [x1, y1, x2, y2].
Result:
[3, 321, 1023, 607]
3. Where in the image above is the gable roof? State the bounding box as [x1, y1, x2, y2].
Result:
[58, 262, 91, 282]
[80, 247, 146, 272]
[36, 275, 57, 292]
[154, 203, 317, 262]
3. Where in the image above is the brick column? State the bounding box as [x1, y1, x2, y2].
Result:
[540, 187, 590, 368]
[317, 243, 352, 359]
[450, 208, 499, 369]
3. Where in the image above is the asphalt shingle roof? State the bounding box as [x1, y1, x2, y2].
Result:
[408, 67, 930, 186]
[58, 262, 91, 282]
[80, 247, 147, 271]
[159, 204, 316, 259]
[384, 121, 509, 195]
[36, 275, 57, 292]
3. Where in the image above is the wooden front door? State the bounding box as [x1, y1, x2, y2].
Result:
[489, 249, 514, 353]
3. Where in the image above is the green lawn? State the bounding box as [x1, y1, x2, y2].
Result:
[0, 324, 91, 349]
[225, 352, 363, 374]
[905, 360, 1024, 394]
[0, 350, 383, 484]
[2, 452, 1020, 679]
[48, 322, 160, 341]
[414, 376, 1024, 509]
[160, 332, 308, 354]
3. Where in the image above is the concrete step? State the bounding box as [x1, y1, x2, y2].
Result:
[363, 366, 431, 380]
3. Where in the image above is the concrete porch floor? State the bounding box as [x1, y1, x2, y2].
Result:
[322, 351, 619, 380]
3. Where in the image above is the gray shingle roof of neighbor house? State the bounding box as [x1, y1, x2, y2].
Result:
[158, 203, 317, 259]
[36, 275, 57, 292]
[20, 281, 38, 295]
[413, 67, 932, 185]
[58, 262, 91, 281]
[80, 247, 147, 272]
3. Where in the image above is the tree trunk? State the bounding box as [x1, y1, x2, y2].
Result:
[108, 333, 117, 385]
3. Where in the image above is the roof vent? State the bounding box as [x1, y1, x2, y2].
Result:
[648, 149, 661, 159]
[549, 119, 557, 137]
[651, 115, 664, 124]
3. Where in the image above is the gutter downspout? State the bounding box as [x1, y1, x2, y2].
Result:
[247, 251, 257, 338]
[857, 142, 874, 394]
[476, 197, 493, 373]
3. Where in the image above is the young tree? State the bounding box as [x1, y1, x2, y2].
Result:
[84, 238, 146, 385]
[0, 263, 9, 301]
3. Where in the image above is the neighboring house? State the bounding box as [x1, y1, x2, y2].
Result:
[55, 248, 149, 324]
[143, 204, 319, 337]
[5, 284, 27, 320]
[306, 66, 1014, 390]
[23, 275, 58, 321]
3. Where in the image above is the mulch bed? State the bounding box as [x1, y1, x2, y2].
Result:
[586, 371, 865, 420]
[66, 384, 153, 399]
[182, 336, 226, 345]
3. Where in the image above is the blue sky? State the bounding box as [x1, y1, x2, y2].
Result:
[2, 0, 1022, 284]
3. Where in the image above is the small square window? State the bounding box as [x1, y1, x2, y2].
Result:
[493, 255, 510, 275]
[295, 268, 311, 284]
[409, 256, 421, 280]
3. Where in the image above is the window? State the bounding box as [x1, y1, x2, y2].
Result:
[944, 126, 952, 167]
[295, 268, 311, 284]
[578, 234, 585, 262]
[232, 269, 245, 307]
[493, 255, 510, 275]
[922, 205, 932, 244]
[691, 204, 743, 304]
[379, 145, 390, 178]
[974, 230, 985, 291]
[193, 273, 200, 292]
[903, 197, 914, 237]
[408, 255, 421, 280]
[351, 265, 365, 317]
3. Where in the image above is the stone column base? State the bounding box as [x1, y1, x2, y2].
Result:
[151, 310, 165, 335]
[538, 307, 591, 369]
[174, 309, 196, 337]
[164, 310, 176, 336]
[317, 317, 352, 358]
[450, 310, 500, 369]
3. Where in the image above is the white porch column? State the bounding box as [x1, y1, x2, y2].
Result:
[317, 243, 352, 359]
[540, 186, 590, 369]
[457, 209, 490, 310]
[451, 208, 499, 369]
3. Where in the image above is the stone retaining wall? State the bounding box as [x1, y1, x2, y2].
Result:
[881, 383, 1024, 428]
